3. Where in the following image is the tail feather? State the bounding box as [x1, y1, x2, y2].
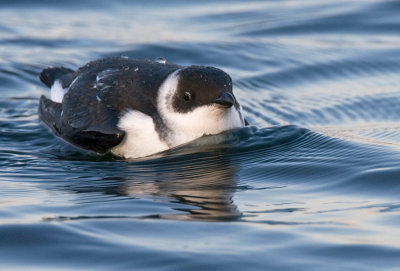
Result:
[39, 67, 74, 88]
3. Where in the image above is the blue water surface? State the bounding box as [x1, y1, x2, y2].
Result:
[1, 0, 400, 270]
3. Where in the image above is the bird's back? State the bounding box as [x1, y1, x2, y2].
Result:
[39, 57, 180, 153]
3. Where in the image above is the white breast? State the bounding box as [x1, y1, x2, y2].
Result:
[111, 110, 169, 158]
[111, 70, 245, 159]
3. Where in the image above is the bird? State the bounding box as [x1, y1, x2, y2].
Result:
[38, 56, 247, 158]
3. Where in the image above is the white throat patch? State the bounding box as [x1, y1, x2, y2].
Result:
[157, 69, 245, 147]
[112, 69, 245, 159]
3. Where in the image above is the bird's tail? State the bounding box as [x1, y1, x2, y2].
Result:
[39, 66, 75, 88]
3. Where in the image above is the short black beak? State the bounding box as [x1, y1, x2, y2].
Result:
[213, 92, 235, 108]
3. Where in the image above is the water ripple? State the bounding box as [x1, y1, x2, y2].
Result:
[1, 0, 400, 270]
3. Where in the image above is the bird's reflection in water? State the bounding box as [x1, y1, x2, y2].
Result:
[49, 127, 302, 222]
[117, 153, 241, 222]
[48, 133, 247, 222]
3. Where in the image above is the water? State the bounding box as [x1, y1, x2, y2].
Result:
[1, 0, 400, 270]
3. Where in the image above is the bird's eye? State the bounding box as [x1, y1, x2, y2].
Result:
[184, 92, 192, 101]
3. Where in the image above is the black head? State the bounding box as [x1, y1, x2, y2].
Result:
[171, 66, 236, 113]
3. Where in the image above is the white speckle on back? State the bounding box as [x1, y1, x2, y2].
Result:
[97, 69, 119, 82]
[70, 76, 79, 87]
[50, 79, 68, 103]
[157, 70, 245, 147]
[111, 110, 169, 158]
[95, 69, 118, 89]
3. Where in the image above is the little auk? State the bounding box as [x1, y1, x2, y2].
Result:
[38, 57, 247, 158]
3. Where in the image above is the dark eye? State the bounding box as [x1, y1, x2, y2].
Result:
[184, 92, 192, 101]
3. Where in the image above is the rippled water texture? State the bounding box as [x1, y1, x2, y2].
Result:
[1, 1, 400, 270]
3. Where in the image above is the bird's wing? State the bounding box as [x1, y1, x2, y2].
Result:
[38, 58, 180, 153]
[39, 95, 125, 153]
[39, 66, 125, 153]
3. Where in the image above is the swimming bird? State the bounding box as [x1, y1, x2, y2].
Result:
[38, 57, 246, 158]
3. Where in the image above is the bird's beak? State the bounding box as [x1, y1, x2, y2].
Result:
[213, 92, 235, 108]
